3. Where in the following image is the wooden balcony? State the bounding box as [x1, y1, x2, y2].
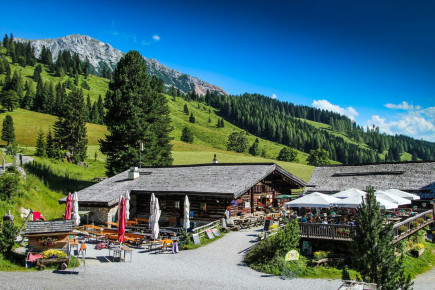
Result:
[298, 209, 433, 244]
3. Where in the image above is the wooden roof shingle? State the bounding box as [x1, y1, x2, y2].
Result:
[307, 161, 435, 196]
[24, 220, 73, 235]
[59, 163, 306, 206]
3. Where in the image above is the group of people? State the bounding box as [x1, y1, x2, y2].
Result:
[284, 207, 356, 226]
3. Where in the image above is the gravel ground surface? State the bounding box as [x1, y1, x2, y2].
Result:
[0, 227, 342, 289]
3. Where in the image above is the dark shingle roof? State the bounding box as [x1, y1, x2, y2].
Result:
[24, 220, 73, 235]
[59, 163, 306, 206]
[307, 161, 435, 194]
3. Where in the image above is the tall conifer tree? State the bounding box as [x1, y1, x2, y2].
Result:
[53, 88, 88, 162]
[100, 50, 173, 176]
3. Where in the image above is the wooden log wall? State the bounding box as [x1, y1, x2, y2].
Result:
[27, 234, 70, 253]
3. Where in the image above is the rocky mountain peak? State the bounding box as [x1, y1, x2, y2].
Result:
[16, 34, 227, 95]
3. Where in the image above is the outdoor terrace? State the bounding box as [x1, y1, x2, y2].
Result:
[298, 209, 434, 244]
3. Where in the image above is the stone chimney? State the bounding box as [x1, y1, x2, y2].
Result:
[128, 167, 139, 180]
[213, 154, 218, 164]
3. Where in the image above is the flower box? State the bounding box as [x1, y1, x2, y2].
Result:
[398, 225, 408, 235]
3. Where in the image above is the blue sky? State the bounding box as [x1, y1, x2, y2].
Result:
[2, 0, 435, 141]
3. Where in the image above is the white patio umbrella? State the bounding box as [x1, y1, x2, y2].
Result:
[284, 192, 340, 208]
[183, 195, 190, 230]
[333, 195, 398, 210]
[331, 188, 366, 199]
[149, 193, 156, 229]
[124, 191, 131, 220]
[375, 190, 411, 205]
[71, 192, 80, 226]
[376, 197, 399, 210]
[384, 189, 420, 201]
[151, 197, 161, 240]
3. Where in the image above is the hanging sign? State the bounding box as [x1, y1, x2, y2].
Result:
[285, 250, 300, 261]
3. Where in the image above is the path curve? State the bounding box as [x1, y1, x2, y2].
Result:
[0, 227, 342, 289]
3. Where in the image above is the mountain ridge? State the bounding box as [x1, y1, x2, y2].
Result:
[15, 34, 227, 96]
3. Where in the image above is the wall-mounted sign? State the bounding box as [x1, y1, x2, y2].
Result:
[192, 234, 200, 245]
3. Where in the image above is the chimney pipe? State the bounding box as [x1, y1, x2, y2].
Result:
[128, 167, 139, 180]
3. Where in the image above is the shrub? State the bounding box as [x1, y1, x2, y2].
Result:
[0, 220, 18, 256]
[414, 243, 424, 250]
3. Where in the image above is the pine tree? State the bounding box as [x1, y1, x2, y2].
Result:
[46, 128, 55, 158]
[208, 116, 211, 123]
[1, 115, 15, 146]
[0, 220, 18, 256]
[189, 113, 195, 123]
[248, 138, 261, 156]
[180, 126, 194, 143]
[1, 90, 19, 111]
[183, 104, 189, 115]
[100, 50, 173, 176]
[97, 95, 105, 124]
[86, 94, 92, 122]
[35, 129, 46, 157]
[351, 186, 412, 289]
[33, 64, 43, 82]
[53, 88, 88, 162]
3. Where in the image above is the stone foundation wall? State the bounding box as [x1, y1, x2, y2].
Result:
[80, 205, 118, 225]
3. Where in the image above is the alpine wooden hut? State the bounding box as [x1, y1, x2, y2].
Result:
[24, 220, 74, 253]
[306, 161, 435, 198]
[59, 163, 306, 226]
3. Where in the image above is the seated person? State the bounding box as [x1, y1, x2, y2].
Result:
[300, 215, 308, 223]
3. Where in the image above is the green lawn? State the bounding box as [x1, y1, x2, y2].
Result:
[0, 109, 108, 147]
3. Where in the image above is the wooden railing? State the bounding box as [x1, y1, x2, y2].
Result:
[392, 209, 433, 242]
[298, 223, 353, 241]
[192, 219, 220, 235]
[296, 209, 434, 243]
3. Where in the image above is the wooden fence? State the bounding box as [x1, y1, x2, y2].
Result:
[276, 209, 434, 244]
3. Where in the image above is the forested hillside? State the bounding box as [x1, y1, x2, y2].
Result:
[200, 92, 435, 164]
[0, 34, 434, 166]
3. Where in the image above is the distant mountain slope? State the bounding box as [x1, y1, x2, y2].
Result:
[16, 34, 227, 95]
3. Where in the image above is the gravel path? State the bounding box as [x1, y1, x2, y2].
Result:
[0, 227, 342, 289]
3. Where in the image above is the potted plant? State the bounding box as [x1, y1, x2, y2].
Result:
[425, 213, 433, 220]
[416, 218, 424, 224]
[398, 225, 408, 234]
[410, 221, 419, 229]
[411, 243, 425, 257]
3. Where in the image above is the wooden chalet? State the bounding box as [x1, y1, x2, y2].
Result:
[59, 163, 306, 226]
[306, 161, 435, 198]
[24, 220, 74, 253]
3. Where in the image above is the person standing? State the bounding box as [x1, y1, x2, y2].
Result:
[171, 233, 179, 254]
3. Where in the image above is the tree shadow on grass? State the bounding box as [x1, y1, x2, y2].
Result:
[24, 161, 94, 194]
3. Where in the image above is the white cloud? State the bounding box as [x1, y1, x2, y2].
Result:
[142, 35, 161, 46]
[384, 101, 422, 110]
[271, 94, 278, 99]
[367, 108, 435, 142]
[312, 99, 359, 121]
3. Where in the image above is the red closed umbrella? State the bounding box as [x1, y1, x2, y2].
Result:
[118, 196, 126, 243]
[64, 192, 72, 220]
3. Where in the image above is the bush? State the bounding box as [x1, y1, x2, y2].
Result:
[414, 243, 425, 251]
[0, 172, 21, 200]
[245, 219, 300, 266]
[0, 220, 18, 256]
